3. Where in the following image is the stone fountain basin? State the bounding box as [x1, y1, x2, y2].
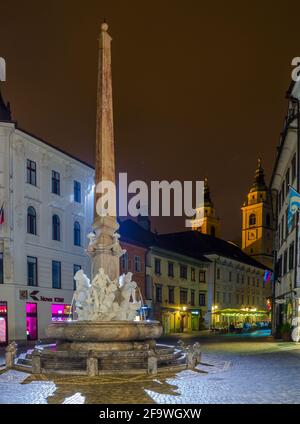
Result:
[46, 320, 162, 343]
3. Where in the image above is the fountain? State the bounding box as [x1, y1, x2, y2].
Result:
[30, 23, 187, 376]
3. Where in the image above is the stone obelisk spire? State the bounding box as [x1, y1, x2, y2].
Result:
[88, 22, 123, 281]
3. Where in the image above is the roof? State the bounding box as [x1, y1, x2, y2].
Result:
[158, 230, 269, 271]
[119, 219, 210, 263]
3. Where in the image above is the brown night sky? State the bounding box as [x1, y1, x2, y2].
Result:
[0, 0, 299, 240]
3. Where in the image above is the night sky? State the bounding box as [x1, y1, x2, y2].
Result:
[0, 0, 299, 240]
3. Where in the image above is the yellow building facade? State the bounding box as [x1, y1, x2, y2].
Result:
[241, 159, 274, 269]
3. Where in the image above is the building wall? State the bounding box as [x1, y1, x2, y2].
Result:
[147, 247, 209, 334]
[205, 254, 271, 327]
[120, 241, 146, 300]
[0, 122, 94, 342]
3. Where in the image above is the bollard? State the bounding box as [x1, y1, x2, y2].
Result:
[5, 342, 17, 368]
[87, 357, 98, 377]
[32, 349, 42, 374]
[147, 350, 158, 375]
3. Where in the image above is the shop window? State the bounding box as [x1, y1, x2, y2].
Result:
[0, 302, 8, 345]
[51, 304, 71, 321]
[26, 303, 37, 341]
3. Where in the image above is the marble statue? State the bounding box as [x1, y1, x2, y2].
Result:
[73, 267, 141, 321]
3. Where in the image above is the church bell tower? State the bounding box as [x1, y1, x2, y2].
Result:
[241, 158, 274, 268]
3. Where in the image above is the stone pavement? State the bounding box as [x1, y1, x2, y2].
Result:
[1, 335, 300, 404]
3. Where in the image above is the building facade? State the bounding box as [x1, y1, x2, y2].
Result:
[0, 105, 95, 343]
[241, 159, 274, 269]
[270, 79, 300, 334]
[147, 247, 209, 334]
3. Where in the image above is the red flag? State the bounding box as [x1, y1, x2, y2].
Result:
[0, 203, 4, 225]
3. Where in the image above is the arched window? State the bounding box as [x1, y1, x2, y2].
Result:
[27, 207, 37, 235]
[249, 214, 256, 226]
[210, 226, 216, 237]
[74, 221, 81, 246]
[52, 214, 60, 241]
[266, 213, 270, 227]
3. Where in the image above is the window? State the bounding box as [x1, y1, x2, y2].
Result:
[26, 159, 36, 186]
[73, 264, 81, 290]
[216, 291, 220, 303]
[282, 181, 285, 201]
[27, 256, 37, 286]
[0, 253, 3, 283]
[285, 210, 289, 238]
[247, 295, 250, 305]
[52, 215, 60, 241]
[168, 287, 174, 304]
[168, 262, 174, 277]
[249, 214, 256, 226]
[199, 293, 206, 306]
[278, 191, 282, 214]
[199, 270, 206, 282]
[121, 252, 128, 271]
[292, 154, 297, 181]
[281, 216, 284, 245]
[74, 180, 81, 203]
[236, 294, 239, 304]
[216, 268, 220, 280]
[283, 250, 288, 274]
[252, 295, 255, 306]
[191, 290, 195, 306]
[289, 243, 295, 270]
[241, 274, 244, 284]
[27, 206, 37, 235]
[134, 256, 141, 272]
[154, 258, 161, 275]
[52, 261, 61, 289]
[210, 226, 216, 236]
[73, 221, 81, 246]
[277, 256, 282, 278]
[180, 289, 188, 304]
[237, 273, 240, 283]
[191, 267, 195, 281]
[256, 278, 259, 287]
[252, 277, 255, 286]
[228, 293, 232, 304]
[241, 294, 244, 304]
[247, 276, 250, 285]
[180, 265, 187, 279]
[223, 292, 226, 304]
[229, 271, 232, 282]
[155, 285, 162, 303]
[52, 170, 60, 195]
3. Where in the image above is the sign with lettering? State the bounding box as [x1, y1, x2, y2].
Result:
[29, 290, 64, 303]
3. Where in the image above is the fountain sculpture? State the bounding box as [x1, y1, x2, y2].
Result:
[31, 23, 186, 375]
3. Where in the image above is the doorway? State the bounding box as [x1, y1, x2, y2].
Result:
[26, 303, 38, 340]
[0, 302, 8, 345]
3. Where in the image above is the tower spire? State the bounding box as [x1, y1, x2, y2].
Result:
[250, 157, 267, 192]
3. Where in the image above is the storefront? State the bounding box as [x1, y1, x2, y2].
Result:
[26, 302, 38, 341]
[212, 308, 270, 329]
[51, 304, 72, 322]
[161, 307, 202, 334]
[0, 301, 8, 345]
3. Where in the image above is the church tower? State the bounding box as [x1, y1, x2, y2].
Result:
[191, 178, 221, 237]
[241, 158, 274, 268]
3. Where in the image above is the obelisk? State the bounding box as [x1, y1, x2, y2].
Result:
[89, 22, 122, 282]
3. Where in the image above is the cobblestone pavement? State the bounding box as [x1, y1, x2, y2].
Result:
[1, 334, 300, 404]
